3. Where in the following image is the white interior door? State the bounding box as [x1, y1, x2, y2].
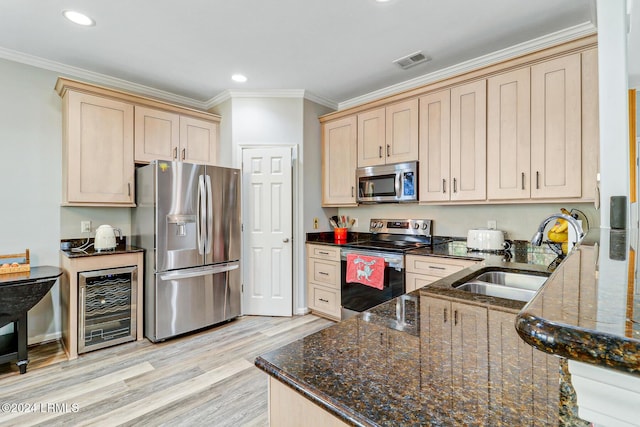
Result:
[241, 147, 293, 316]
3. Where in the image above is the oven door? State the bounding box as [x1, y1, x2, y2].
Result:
[340, 249, 405, 316]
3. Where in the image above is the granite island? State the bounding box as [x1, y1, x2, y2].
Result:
[256, 237, 593, 426]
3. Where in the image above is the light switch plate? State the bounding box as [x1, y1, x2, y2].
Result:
[81, 220, 91, 233]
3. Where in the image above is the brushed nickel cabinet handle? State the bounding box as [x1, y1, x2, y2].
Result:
[428, 265, 446, 270]
[318, 271, 329, 276]
[536, 171, 540, 189]
[521, 172, 525, 190]
[442, 179, 446, 193]
[181, 148, 186, 160]
[454, 310, 458, 326]
[379, 146, 382, 158]
[128, 183, 131, 197]
[318, 251, 329, 255]
[453, 178, 457, 193]
[386, 144, 391, 157]
[319, 298, 329, 303]
[351, 186, 354, 197]
[444, 308, 448, 323]
[173, 147, 178, 159]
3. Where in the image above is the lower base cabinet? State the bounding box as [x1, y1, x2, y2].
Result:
[488, 308, 560, 425]
[269, 378, 348, 427]
[406, 255, 479, 292]
[307, 244, 341, 320]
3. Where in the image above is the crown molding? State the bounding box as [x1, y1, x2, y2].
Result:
[338, 21, 597, 110]
[0, 46, 210, 110]
[205, 89, 338, 110]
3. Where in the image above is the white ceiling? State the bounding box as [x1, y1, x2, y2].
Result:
[0, 0, 618, 109]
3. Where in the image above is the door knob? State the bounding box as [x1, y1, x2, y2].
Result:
[283, 238, 290, 243]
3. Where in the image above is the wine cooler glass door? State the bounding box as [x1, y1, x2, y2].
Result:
[78, 266, 137, 354]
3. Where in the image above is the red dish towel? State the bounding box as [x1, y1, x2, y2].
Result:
[346, 253, 385, 290]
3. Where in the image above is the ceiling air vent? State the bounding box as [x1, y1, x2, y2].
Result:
[393, 51, 430, 70]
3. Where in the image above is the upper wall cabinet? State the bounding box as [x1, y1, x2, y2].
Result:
[487, 52, 592, 201]
[134, 106, 218, 166]
[56, 78, 221, 206]
[62, 91, 135, 206]
[357, 99, 418, 167]
[419, 80, 486, 202]
[322, 116, 358, 206]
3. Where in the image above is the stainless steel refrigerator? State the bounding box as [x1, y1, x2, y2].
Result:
[132, 161, 241, 342]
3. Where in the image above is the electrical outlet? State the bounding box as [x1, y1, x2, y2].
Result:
[313, 218, 319, 229]
[487, 220, 497, 230]
[81, 220, 92, 233]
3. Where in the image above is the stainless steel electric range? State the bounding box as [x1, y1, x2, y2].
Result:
[340, 218, 446, 319]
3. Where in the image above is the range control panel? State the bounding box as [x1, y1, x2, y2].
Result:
[369, 219, 432, 236]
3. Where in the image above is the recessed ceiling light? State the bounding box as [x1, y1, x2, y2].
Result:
[232, 74, 247, 83]
[62, 10, 95, 26]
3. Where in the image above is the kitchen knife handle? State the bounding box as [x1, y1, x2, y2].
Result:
[536, 171, 540, 189]
[453, 178, 457, 193]
[386, 144, 390, 157]
[181, 148, 186, 160]
[378, 146, 382, 158]
[173, 147, 178, 159]
[521, 172, 525, 190]
[442, 179, 446, 194]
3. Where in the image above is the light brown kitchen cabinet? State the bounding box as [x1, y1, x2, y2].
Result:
[531, 53, 582, 199]
[135, 107, 218, 166]
[487, 68, 531, 200]
[488, 308, 559, 425]
[405, 255, 479, 292]
[62, 90, 135, 206]
[421, 295, 488, 424]
[322, 116, 357, 206]
[306, 244, 341, 320]
[179, 116, 218, 165]
[357, 99, 419, 167]
[134, 106, 180, 163]
[419, 80, 486, 202]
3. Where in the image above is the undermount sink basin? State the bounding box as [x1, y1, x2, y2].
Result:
[455, 271, 548, 302]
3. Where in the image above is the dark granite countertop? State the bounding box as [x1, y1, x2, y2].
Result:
[60, 238, 143, 258]
[516, 228, 640, 376]
[256, 283, 588, 426]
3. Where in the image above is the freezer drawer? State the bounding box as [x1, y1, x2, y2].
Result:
[146, 262, 240, 342]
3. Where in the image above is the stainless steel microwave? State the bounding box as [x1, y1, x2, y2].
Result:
[356, 161, 418, 203]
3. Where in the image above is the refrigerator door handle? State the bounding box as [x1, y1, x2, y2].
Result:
[159, 263, 239, 281]
[197, 175, 206, 255]
[205, 174, 213, 254]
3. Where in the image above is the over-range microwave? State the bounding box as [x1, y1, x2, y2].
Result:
[356, 161, 418, 203]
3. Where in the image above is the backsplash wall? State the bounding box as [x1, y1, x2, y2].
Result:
[60, 207, 132, 240]
[337, 203, 599, 240]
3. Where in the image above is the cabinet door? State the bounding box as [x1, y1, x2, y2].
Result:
[179, 116, 218, 166]
[65, 91, 134, 205]
[420, 296, 453, 416]
[531, 53, 582, 198]
[487, 68, 531, 200]
[322, 116, 357, 206]
[419, 90, 451, 202]
[450, 80, 487, 201]
[405, 272, 439, 292]
[386, 99, 419, 163]
[134, 106, 179, 163]
[357, 108, 386, 167]
[450, 301, 488, 424]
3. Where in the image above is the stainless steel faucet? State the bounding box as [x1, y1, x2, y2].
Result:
[531, 213, 584, 247]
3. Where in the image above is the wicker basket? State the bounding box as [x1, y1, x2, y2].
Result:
[0, 249, 30, 274]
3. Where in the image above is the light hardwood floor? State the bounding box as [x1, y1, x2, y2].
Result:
[0, 314, 334, 426]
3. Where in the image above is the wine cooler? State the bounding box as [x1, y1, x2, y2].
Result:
[78, 266, 137, 354]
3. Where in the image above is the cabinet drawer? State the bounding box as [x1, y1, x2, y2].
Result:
[309, 258, 340, 288]
[309, 284, 341, 319]
[406, 255, 478, 277]
[406, 272, 442, 292]
[307, 244, 341, 261]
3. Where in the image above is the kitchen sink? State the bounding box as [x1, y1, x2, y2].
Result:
[454, 271, 548, 302]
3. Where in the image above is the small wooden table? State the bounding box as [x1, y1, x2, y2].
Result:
[0, 266, 62, 374]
